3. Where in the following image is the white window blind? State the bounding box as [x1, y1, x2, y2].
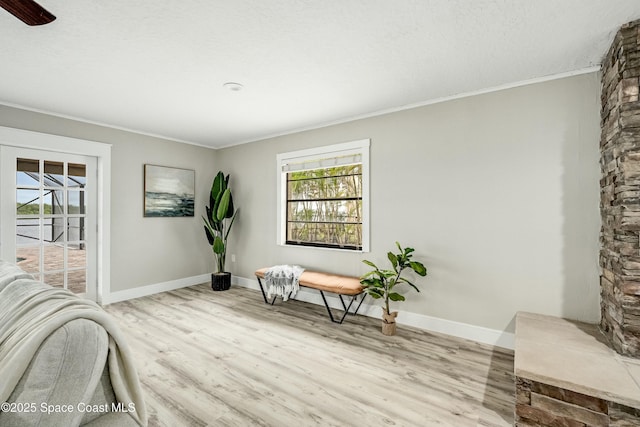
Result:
[281, 153, 363, 173]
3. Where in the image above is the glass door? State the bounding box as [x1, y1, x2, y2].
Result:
[1, 147, 97, 300]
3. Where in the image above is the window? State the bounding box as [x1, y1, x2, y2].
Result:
[277, 139, 370, 251]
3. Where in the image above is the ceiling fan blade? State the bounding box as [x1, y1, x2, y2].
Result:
[0, 0, 55, 26]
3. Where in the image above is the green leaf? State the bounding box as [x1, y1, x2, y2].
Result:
[396, 241, 403, 253]
[211, 172, 225, 200]
[226, 191, 235, 219]
[380, 270, 396, 279]
[360, 271, 377, 279]
[224, 210, 238, 241]
[409, 261, 427, 276]
[387, 252, 398, 269]
[213, 236, 225, 254]
[212, 190, 223, 223]
[361, 278, 384, 288]
[216, 189, 231, 221]
[397, 277, 420, 292]
[362, 259, 378, 269]
[366, 288, 384, 298]
[388, 293, 405, 302]
[203, 224, 214, 245]
[203, 217, 216, 244]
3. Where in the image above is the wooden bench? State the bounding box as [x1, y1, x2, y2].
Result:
[255, 267, 366, 324]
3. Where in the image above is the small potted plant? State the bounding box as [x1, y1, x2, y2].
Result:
[203, 171, 239, 291]
[360, 242, 427, 335]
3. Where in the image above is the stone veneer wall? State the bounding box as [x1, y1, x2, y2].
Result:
[600, 19, 640, 357]
[515, 378, 640, 426]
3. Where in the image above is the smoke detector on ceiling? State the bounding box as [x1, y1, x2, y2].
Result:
[223, 82, 244, 92]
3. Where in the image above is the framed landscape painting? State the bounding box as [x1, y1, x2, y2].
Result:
[144, 164, 195, 217]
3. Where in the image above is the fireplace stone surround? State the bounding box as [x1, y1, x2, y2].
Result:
[600, 18, 640, 358]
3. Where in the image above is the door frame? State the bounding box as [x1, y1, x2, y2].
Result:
[0, 126, 111, 304]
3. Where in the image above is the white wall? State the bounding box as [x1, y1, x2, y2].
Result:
[218, 72, 602, 334]
[0, 71, 602, 337]
[0, 106, 218, 294]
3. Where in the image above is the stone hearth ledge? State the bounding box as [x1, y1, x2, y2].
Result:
[515, 311, 640, 409]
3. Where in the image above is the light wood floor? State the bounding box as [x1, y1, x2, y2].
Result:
[105, 284, 515, 427]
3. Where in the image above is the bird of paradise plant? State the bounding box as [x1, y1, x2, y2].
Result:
[203, 171, 238, 274]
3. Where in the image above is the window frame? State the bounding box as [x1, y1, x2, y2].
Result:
[276, 139, 370, 252]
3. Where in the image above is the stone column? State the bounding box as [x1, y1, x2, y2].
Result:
[600, 19, 640, 357]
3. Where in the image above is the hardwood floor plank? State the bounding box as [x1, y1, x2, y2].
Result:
[105, 284, 514, 426]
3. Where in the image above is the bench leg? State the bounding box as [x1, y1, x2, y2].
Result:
[320, 291, 365, 324]
[352, 293, 366, 316]
[256, 276, 277, 305]
[339, 295, 348, 311]
[319, 290, 337, 323]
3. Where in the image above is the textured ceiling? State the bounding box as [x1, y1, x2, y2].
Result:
[0, 0, 639, 148]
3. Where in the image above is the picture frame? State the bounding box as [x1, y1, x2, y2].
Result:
[144, 164, 195, 217]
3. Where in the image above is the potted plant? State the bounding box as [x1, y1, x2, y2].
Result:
[203, 171, 239, 291]
[360, 242, 427, 335]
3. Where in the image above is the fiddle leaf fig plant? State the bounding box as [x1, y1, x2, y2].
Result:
[203, 171, 238, 273]
[360, 242, 427, 318]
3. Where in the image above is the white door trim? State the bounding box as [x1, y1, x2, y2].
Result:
[0, 126, 111, 304]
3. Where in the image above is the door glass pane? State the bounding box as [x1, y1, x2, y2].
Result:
[43, 190, 64, 215]
[44, 161, 64, 187]
[16, 189, 40, 215]
[67, 270, 86, 294]
[68, 163, 86, 187]
[43, 218, 65, 244]
[67, 217, 85, 243]
[16, 218, 39, 244]
[67, 190, 85, 214]
[43, 243, 64, 272]
[68, 245, 86, 269]
[16, 246, 40, 274]
[44, 272, 64, 288]
[17, 158, 39, 186]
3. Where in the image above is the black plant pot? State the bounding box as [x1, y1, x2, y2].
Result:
[211, 272, 231, 291]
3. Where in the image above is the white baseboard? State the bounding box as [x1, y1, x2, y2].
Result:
[103, 273, 210, 305]
[234, 275, 515, 350]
